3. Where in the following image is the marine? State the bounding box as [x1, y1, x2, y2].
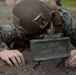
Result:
[0, 0, 76, 68]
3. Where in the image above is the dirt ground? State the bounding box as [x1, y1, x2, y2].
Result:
[0, 48, 76, 75]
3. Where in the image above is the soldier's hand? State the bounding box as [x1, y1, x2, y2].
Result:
[0, 49, 25, 66]
[65, 50, 76, 68]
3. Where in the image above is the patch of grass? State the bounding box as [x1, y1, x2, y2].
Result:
[61, 0, 76, 16]
[69, 10, 76, 16]
[61, 0, 76, 7]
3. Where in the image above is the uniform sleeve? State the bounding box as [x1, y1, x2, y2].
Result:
[69, 16, 76, 47]
[60, 8, 76, 47]
[0, 27, 9, 50]
[0, 41, 9, 50]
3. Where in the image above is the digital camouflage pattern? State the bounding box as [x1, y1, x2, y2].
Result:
[0, 22, 29, 50]
[0, 1, 76, 50]
[60, 8, 76, 47]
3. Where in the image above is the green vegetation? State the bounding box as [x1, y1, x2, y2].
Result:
[0, 0, 76, 16]
[61, 0, 76, 16]
[62, 0, 76, 7]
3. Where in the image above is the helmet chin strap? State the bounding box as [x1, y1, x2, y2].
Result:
[48, 0, 62, 33]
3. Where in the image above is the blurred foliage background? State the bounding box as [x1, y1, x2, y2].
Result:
[0, 0, 76, 20]
[62, 0, 76, 7]
[62, 0, 76, 16]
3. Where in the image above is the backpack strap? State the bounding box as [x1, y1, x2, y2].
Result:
[48, 0, 62, 33]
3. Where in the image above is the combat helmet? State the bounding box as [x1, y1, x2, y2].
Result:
[12, 0, 52, 35]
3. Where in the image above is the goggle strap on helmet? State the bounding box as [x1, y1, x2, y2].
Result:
[32, 13, 48, 29]
[12, 14, 20, 26]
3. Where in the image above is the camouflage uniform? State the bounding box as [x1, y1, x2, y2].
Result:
[0, 0, 76, 50]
